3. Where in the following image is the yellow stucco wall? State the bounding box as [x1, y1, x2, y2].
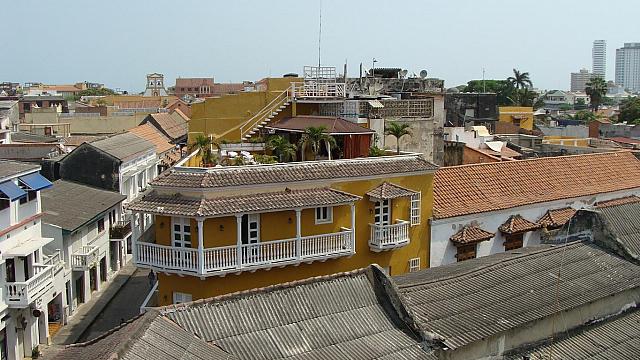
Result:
[498, 106, 534, 131]
[155, 173, 433, 304]
[188, 77, 313, 141]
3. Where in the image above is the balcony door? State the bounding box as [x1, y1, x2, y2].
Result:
[172, 217, 192, 248]
[374, 200, 390, 226]
[241, 214, 260, 264]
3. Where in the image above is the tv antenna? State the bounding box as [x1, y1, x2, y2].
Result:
[318, 0, 322, 68]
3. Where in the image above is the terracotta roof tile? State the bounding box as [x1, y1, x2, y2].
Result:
[434, 152, 640, 220]
[365, 182, 417, 200]
[595, 196, 640, 208]
[152, 155, 437, 189]
[538, 207, 577, 228]
[450, 225, 494, 245]
[128, 123, 173, 155]
[148, 113, 188, 141]
[498, 215, 541, 234]
[126, 188, 360, 217]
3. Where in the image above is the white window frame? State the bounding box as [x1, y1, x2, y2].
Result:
[410, 192, 421, 226]
[172, 292, 192, 304]
[172, 217, 192, 247]
[409, 257, 420, 272]
[315, 206, 333, 224]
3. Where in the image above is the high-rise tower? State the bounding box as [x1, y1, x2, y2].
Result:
[592, 40, 606, 79]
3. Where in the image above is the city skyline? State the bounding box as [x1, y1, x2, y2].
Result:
[1, 0, 638, 92]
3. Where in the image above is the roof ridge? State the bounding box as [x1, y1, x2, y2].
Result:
[159, 266, 374, 314]
[439, 150, 634, 171]
[397, 242, 584, 289]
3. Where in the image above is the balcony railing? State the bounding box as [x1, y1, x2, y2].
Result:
[135, 229, 353, 276]
[72, 245, 100, 270]
[4, 264, 54, 308]
[291, 82, 346, 99]
[369, 220, 410, 252]
[110, 220, 132, 239]
[43, 249, 64, 272]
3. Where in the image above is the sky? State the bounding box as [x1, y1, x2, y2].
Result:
[1, 0, 638, 93]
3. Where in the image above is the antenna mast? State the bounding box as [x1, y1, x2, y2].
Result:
[318, 0, 322, 68]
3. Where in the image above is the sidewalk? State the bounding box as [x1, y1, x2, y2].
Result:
[51, 262, 137, 345]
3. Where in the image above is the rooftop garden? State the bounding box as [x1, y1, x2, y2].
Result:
[185, 121, 415, 168]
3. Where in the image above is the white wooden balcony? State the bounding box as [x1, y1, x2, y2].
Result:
[135, 229, 354, 277]
[72, 245, 100, 271]
[369, 220, 410, 252]
[4, 264, 54, 308]
[43, 249, 64, 272]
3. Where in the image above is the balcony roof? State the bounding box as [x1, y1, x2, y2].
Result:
[152, 154, 437, 190]
[365, 182, 418, 200]
[126, 187, 360, 217]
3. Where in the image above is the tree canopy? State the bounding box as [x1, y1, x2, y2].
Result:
[619, 97, 640, 124]
[74, 87, 116, 100]
[585, 77, 608, 111]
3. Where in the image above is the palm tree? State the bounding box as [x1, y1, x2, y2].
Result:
[507, 69, 533, 90]
[266, 135, 297, 162]
[189, 134, 214, 166]
[298, 126, 336, 161]
[385, 121, 411, 154]
[585, 76, 608, 112]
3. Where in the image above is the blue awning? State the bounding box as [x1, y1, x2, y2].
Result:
[0, 181, 26, 201]
[18, 172, 52, 191]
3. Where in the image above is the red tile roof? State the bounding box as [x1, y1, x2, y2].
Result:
[538, 208, 577, 229]
[128, 123, 173, 155]
[267, 116, 375, 135]
[450, 226, 494, 245]
[608, 137, 640, 145]
[498, 215, 541, 234]
[434, 152, 640, 220]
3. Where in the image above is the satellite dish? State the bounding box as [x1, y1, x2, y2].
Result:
[419, 70, 428, 79]
[400, 69, 408, 79]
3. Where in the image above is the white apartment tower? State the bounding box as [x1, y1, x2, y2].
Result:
[592, 40, 606, 79]
[616, 43, 640, 92]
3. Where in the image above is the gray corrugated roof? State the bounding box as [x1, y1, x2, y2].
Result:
[50, 311, 233, 360]
[159, 266, 434, 360]
[0, 159, 39, 182]
[394, 242, 640, 350]
[90, 132, 155, 162]
[506, 308, 640, 359]
[41, 180, 126, 232]
[152, 155, 437, 189]
[598, 202, 640, 258]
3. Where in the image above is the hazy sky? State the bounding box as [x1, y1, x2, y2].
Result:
[2, 0, 638, 92]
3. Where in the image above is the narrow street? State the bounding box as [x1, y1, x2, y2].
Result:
[77, 268, 152, 342]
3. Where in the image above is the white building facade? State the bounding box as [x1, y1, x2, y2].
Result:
[429, 152, 640, 267]
[615, 42, 640, 92]
[0, 161, 63, 360]
[41, 180, 127, 323]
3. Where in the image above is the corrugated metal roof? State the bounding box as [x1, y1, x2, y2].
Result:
[394, 242, 640, 350]
[598, 202, 640, 258]
[159, 266, 435, 359]
[0, 159, 39, 182]
[50, 311, 233, 360]
[90, 132, 155, 162]
[41, 180, 126, 232]
[506, 309, 640, 359]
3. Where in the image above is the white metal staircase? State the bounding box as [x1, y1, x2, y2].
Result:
[240, 88, 292, 140]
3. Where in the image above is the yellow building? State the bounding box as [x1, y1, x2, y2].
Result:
[499, 106, 534, 130]
[189, 66, 347, 142]
[127, 154, 436, 305]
